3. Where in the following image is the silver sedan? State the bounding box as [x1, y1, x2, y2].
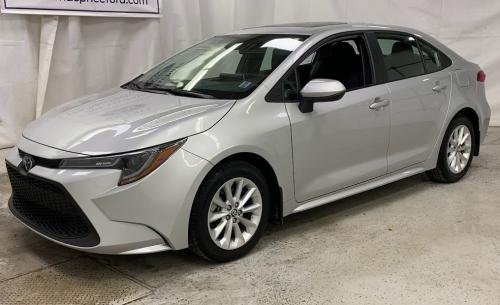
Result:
[5, 22, 491, 261]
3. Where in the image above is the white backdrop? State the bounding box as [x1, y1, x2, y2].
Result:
[1, 0, 500, 151]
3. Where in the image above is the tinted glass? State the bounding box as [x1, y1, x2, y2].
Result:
[130, 34, 307, 99]
[282, 36, 372, 101]
[376, 34, 425, 81]
[283, 71, 299, 100]
[418, 39, 452, 73]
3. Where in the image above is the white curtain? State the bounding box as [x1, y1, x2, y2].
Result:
[1, 0, 500, 150]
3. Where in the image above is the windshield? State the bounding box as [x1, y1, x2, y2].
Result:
[124, 34, 308, 99]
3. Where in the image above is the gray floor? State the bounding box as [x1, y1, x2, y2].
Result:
[1, 128, 499, 305]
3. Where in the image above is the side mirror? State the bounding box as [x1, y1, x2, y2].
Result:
[298, 79, 346, 113]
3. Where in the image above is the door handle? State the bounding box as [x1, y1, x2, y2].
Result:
[432, 84, 447, 93]
[369, 98, 390, 110]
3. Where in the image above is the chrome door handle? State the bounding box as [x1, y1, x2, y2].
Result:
[369, 98, 390, 110]
[432, 84, 447, 93]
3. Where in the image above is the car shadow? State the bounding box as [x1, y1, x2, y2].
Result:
[271, 173, 430, 234]
[95, 173, 434, 267]
[11, 172, 436, 288]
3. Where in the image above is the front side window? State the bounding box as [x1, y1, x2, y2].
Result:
[418, 39, 452, 73]
[281, 36, 372, 101]
[125, 34, 307, 99]
[376, 34, 424, 81]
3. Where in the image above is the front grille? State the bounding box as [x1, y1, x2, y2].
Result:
[6, 162, 100, 247]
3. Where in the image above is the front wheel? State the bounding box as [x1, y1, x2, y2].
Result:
[426, 115, 475, 183]
[189, 161, 270, 262]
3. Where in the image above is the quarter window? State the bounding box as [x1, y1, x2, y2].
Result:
[418, 39, 452, 73]
[376, 34, 425, 81]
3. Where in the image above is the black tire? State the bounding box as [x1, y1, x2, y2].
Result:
[189, 160, 270, 262]
[426, 115, 475, 183]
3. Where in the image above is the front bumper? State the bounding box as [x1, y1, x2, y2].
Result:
[5, 138, 212, 254]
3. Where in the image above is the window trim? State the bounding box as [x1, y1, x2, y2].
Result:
[265, 31, 377, 103]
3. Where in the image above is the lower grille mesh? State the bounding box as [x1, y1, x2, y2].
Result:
[6, 162, 99, 247]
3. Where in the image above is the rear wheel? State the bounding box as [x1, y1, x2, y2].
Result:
[189, 161, 269, 262]
[426, 115, 475, 183]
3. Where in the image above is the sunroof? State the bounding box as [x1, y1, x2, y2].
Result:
[263, 22, 347, 28]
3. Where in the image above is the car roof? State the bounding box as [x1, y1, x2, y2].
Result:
[230, 22, 412, 36]
[227, 22, 463, 63]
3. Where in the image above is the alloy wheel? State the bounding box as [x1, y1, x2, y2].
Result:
[447, 124, 472, 174]
[207, 177, 263, 250]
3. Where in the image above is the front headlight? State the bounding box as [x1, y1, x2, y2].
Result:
[59, 139, 186, 185]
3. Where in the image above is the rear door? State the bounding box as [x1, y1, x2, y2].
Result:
[372, 32, 452, 172]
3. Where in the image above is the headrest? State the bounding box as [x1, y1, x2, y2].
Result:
[271, 49, 291, 69]
[331, 41, 357, 58]
[314, 41, 357, 62]
[392, 41, 414, 55]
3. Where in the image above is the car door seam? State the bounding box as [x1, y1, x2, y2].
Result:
[385, 84, 392, 174]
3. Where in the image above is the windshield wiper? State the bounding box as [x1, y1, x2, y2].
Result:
[121, 74, 144, 90]
[141, 87, 215, 99]
[123, 77, 215, 99]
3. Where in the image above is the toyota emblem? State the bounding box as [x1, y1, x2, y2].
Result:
[22, 155, 35, 172]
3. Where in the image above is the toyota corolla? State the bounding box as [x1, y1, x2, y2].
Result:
[5, 22, 490, 261]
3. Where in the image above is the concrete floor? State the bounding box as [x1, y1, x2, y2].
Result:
[0, 128, 499, 305]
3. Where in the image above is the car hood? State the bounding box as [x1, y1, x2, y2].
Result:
[23, 88, 235, 156]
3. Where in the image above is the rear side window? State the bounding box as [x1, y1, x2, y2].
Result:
[376, 34, 425, 82]
[418, 39, 452, 73]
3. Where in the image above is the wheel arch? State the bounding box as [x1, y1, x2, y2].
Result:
[453, 107, 480, 155]
[194, 152, 284, 225]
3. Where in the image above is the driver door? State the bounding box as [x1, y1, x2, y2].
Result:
[284, 34, 391, 203]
